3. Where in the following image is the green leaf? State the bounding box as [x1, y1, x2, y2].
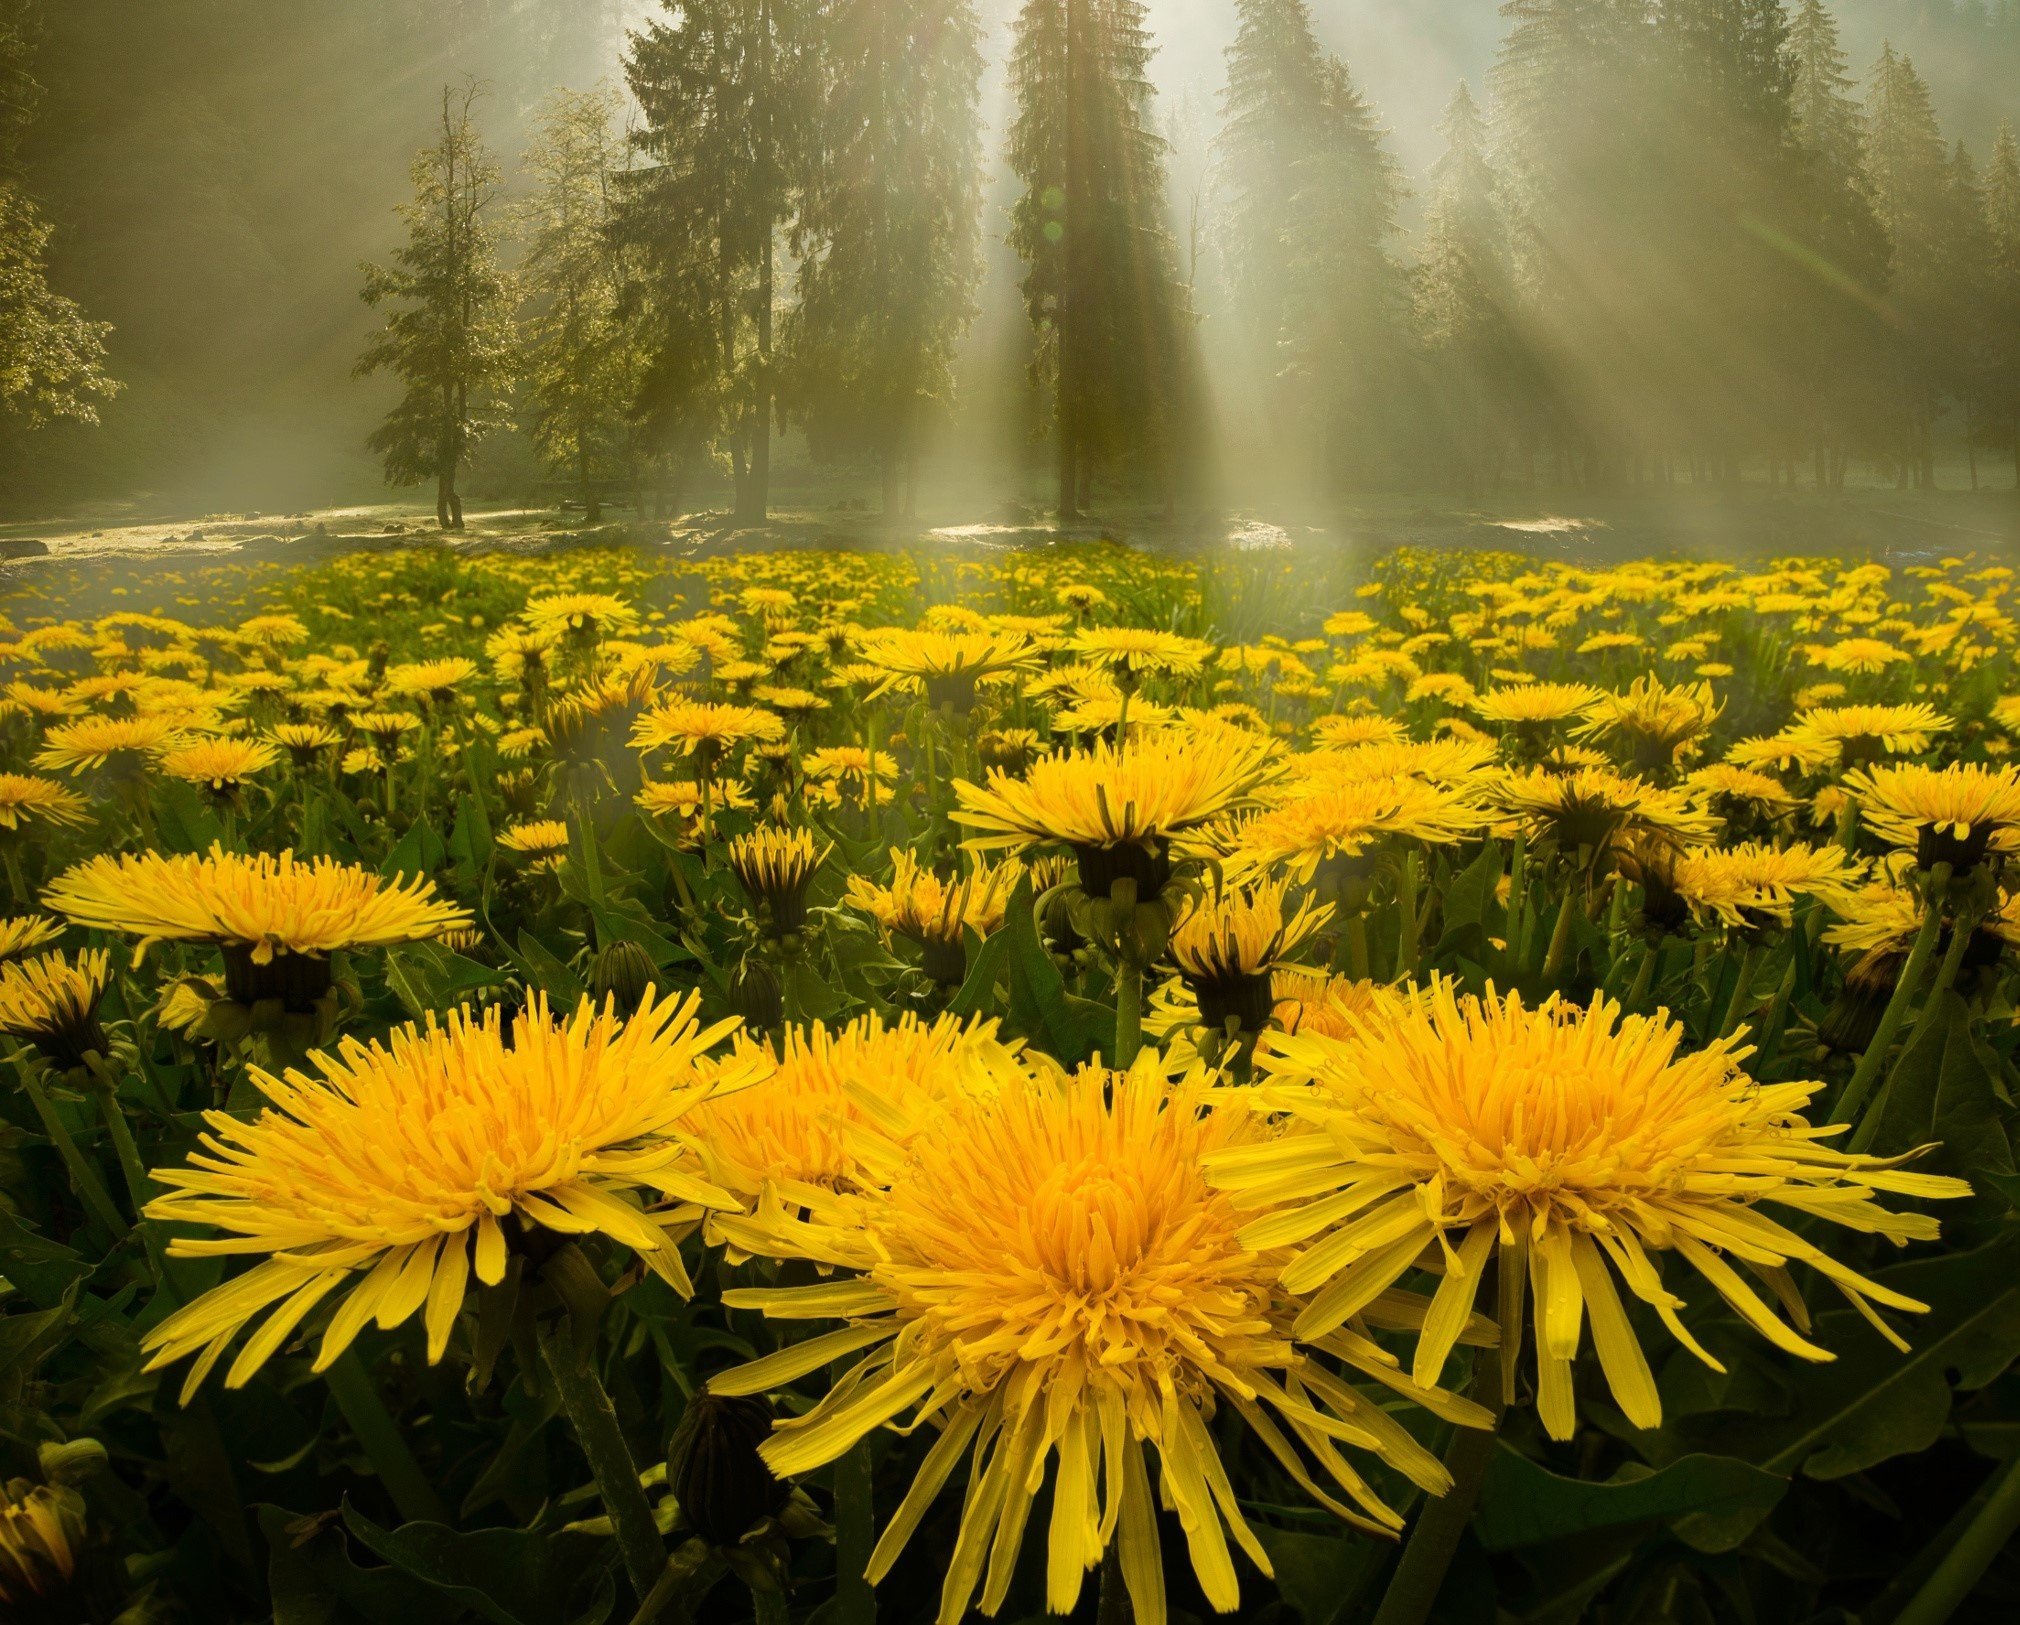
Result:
[1437, 839, 1503, 943]
[1870, 990, 2017, 1185]
[1252, 1521, 1388, 1625]
[945, 929, 1010, 1021]
[1740, 1231, 2020, 1480]
[382, 817, 449, 882]
[0, 1208, 89, 1305]
[341, 1501, 615, 1625]
[1474, 1446, 1785, 1554]
[153, 779, 224, 854]
[259, 1504, 443, 1625]
[783, 957, 850, 1022]
[515, 930, 585, 1004]
[1001, 876, 1100, 1064]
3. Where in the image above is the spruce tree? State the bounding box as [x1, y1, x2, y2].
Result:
[1863, 44, 1952, 485]
[1492, 0, 1659, 482]
[623, 0, 817, 523]
[1008, 0, 1198, 518]
[518, 87, 638, 524]
[1939, 139, 1993, 486]
[354, 82, 516, 531]
[1786, 0, 1891, 486]
[1218, 0, 1409, 488]
[1985, 119, 2020, 483]
[1416, 80, 1521, 494]
[788, 0, 985, 519]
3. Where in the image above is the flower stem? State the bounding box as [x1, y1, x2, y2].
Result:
[85, 1054, 152, 1215]
[1344, 913, 1371, 982]
[1832, 862, 1950, 1127]
[1396, 852, 1422, 980]
[1097, 1544, 1132, 1625]
[1113, 956, 1144, 1069]
[1539, 885, 1579, 983]
[1892, 1448, 2020, 1625]
[15, 1058, 128, 1241]
[1622, 940, 1659, 1014]
[629, 1538, 725, 1625]
[539, 1321, 665, 1601]
[1848, 899, 1979, 1157]
[1716, 944, 1761, 1039]
[833, 1436, 877, 1625]
[323, 1350, 449, 1527]
[1370, 1353, 1507, 1625]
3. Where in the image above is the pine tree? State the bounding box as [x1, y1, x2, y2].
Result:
[1939, 139, 1993, 486]
[1785, 0, 1890, 486]
[1985, 120, 2020, 483]
[1863, 44, 1952, 486]
[623, 0, 817, 522]
[1217, 0, 1409, 488]
[354, 84, 516, 530]
[1416, 80, 1521, 493]
[0, 0, 117, 441]
[518, 87, 638, 524]
[1008, 0, 1199, 518]
[1492, 0, 1660, 482]
[787, 0, 985, 518]
[1788, 0, 1864, 180]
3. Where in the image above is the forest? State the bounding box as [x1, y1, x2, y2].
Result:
[2, 0, 2019, 524]
[8, 7, 2020, 1625]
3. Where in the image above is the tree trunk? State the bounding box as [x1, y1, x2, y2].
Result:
[881, 448, 901, 522]
[1057, 0, 1083, 523]
[580, 434, 601, 523]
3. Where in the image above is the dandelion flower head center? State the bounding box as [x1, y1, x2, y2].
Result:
[870, 1071, 1278, 1407]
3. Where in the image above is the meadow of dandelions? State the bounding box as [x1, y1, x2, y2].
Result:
[0, 541, 2017, 1625]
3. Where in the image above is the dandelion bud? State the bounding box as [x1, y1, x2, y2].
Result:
[729, 958, 783, 1034]
[666, 1392, 790, 1545]
[591, 941, 657, 1014]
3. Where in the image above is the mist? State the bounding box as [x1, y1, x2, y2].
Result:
[2, 0, 2017, 527]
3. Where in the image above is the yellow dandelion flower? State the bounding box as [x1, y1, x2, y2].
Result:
[0, 948, 111, 1066]
[1785, 703, 1952, 764]
[268, 722, 343, 765]
[854, 628, 1039, 709]
[1212, 777, 1488, 883]
[1670, 841, 1860, 930]
[159, 737, 279, 792]
[1065, 626, 1213, 680]
[0, 915, 63, 960]
[953, 731, 1277, 899]
[1846, 761, 2020, 870]
[1494, 764, 1718, 854]
[1469, 682, 1602, 726]
[1310, 714, 1410, 749]
[1573, 674, 1722, 767]
[1220, 981, 1969, 1441]
[727, 826, 827, 931]
[687, 1011, 1021, 1209]
[0, 1479, 88, 1612]
[43, 845, 472, 1000]
[522, 592, 641, 642]
[33, 713, 191, 775]
[846, 850, 1022, 979]
[139, 991, 753, 1401]
[0, 774, 91, 832]
[386, 658, 481, 701]
[711, 1057, 1489, 1625]
[1804, 637, 1909, 674]
[630, 698, 786, 761]
[1683, 763, 1798, 821]
[1165, 878, 1332, 1031]
[497, 819, 570, 870]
